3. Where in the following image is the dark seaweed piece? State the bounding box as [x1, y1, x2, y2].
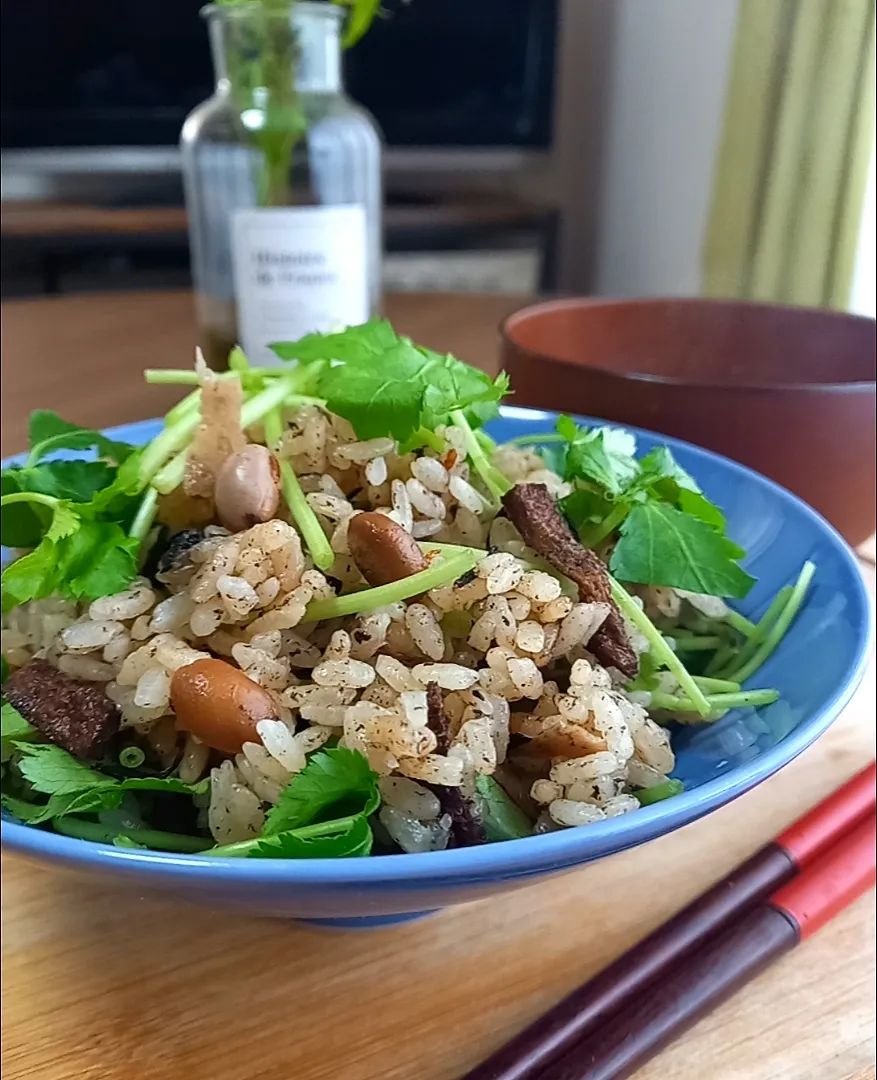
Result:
[502, 483, 638, 678]
[151, 528, 206, 584]
[424, 682, 487, 847]
[5, 659, 120, 759]
[454, 567, 479, 588]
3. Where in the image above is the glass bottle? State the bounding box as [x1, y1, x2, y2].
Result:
[181, 2, 382, 370]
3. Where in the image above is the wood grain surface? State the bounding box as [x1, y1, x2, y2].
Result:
[1, 290, 875, 1080]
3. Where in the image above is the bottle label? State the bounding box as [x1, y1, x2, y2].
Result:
[232, 205, 369, 365]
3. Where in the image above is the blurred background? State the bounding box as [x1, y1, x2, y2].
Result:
[1, 0, 874, 316]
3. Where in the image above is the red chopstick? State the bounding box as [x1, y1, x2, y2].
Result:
[538, 814, 876, 1080]
[461, 762, 876, 1080]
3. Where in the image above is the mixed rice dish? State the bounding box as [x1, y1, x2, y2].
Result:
[0, 321, 813, 858]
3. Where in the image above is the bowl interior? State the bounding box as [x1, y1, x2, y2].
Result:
[503, 298, 877, 388]
[1, 408, 871, 887]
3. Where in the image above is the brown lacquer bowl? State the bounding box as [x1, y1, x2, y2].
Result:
[502, 297, 876, 547]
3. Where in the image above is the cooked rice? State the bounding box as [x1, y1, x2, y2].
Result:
[1, 408, 683, 853]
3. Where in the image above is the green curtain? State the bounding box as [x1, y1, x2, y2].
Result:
[703, 0, 876, 309]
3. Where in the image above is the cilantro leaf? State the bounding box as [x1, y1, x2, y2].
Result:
[319, 339, 428, 443]
[28, 411, 135, 466]
[610, 503, 756, 598]
[474, 776, 532, 842]
[251, 814, 373, 859]
[269, 324, 509, 444]
[1, 507, 140, 613]
[262, 746, 380, 836]
[10, 787, 126, 825]
[270, 319, 398, 363]
[2, 700, 35, 743]
[558, 418, 639, 496]
[1, 462, 117, 549]
[14, 742, 121, 796]
[3, 741, 208, 824]
[559, 487, 615, 535]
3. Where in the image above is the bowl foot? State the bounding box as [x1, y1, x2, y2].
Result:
[298, 910, 439, 930]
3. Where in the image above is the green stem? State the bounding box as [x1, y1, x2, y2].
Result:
[505, 432, 566, 446]
[649, 688, 780, 714]
[304, 549, 478, 622]
[725, 562, 815, 684]
[264, 408, 335, 571]
[693, 675, 742, 693]
[450, 410, 512, 501]
[139, 411, 203, 487]
[579, 502, 629, 550]
[128, 486, 159, 542]
[203, 814, 361, 859]
[145, 368, 288, 386]
[53, 817, 214, 853]
[665, 634, 723, 652]
[704, 641, 737, 676]
[724, 609, 758, 637]
[1, 491, 61, 511]
[610, 576, 712, 717]
[716, 585, 793, 678]
[150, 378, 305, 496]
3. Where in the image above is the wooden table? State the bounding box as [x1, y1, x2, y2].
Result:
[1, 291, 875, 1080]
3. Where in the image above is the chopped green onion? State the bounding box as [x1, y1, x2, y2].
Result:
[610, 576, 712, 717]
[118, 746, 146, 769]
[726, 562, 815, 684]
[303, 549, 479, 622]
[53, 817, 214, 852]
[649, 688, 780, 713]
[263, 409, 335, 571]
[450, 409, 512, 501]
[633, 778, 685, 805]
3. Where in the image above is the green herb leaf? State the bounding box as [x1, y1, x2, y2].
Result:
[270, 324, 509, 444]
[28, 411, 135, 466]
[262, 747, 380, 836]
[270, 318, 397, 364]
[251, 814, 373, 859]
[319, 338, 428, 443]
[14, 742, 121, 796]
[119, 776, 210, 797]
[559, 487, 615, 535]
[1, 515, 140, 613]
[2, 701, 35, 744]
[611, 503, 756, 599]
[557, 417, 639, 496]
[14, 786, 126, 825]
[474, 776, 533, 842]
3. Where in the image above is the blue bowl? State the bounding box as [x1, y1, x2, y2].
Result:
[2, 408, 872, 929]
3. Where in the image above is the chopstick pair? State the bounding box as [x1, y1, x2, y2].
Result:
[461, 762, 877, 1080]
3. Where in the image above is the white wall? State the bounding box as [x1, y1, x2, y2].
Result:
[848, 147, 876, 318]
[589, 0, 739, 297]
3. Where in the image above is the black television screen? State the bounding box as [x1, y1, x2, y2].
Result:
[0, 0, 557, 151]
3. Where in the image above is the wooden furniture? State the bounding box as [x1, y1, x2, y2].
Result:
[1, 291, 874, 1080]
[1, 197, 560, 296]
